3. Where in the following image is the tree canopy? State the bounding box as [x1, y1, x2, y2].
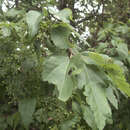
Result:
[0, 0, 130, 130]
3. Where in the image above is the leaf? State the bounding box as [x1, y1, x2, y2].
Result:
[104, 63, 130, 97]
[108, 71, 130, 97]
[116, 43, 128, 58]
[12, 112, 21, 129]
[81, 51, 113, 67]
[105, 86, 118, 109]
[7, 112, 20, 129]
[1, 27, 11, 37]
[5, 8, 23, 18]
[60, 116, 79, 130]
[81, 104, 97, 130]
[70, 54, 86, 89]
[0, 0, 3, 8]
[21, 58, 36, 73]
[18, 98, 36, 128]
[81, 52, 130, 97]
[77, 71, 86, 89]
[116, 25, 129, 34]
[88, 52, 112, 66]
[97, 29, 106, 41]
[26, 10, 42, 37]
[84, 84, 112, 130]
[56, 8, 72, 23]
[49, 7, 90, 47]
[72, 101, 81, 114]
[83, 66, 112, 130]
[42, 56, 73, 101]
[51, 24, 71, 49]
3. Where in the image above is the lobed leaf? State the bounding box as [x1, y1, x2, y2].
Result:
[42, 55, 73, 101]
[83, 66, 112, 130]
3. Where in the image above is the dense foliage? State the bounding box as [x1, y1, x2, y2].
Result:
[0, 0, 130, 130]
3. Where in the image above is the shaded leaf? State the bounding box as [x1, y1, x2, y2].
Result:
[26, 10, 42, 37]
[51, 24, 71, 49]
[105, 86, 118, 109]
[72, 101, 81, 114]
[18, 98, 36, 128]
[60, 116, 79, 130]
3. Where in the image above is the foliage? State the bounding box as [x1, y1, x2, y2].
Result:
[0, 0, 130, 130]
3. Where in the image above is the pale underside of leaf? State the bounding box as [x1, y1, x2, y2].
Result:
[42, 56, 73, 101]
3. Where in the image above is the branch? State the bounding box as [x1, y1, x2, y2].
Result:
[15, 0, 19, 8]
[58, 0, 67, 10]
[77, 14, 111, 24]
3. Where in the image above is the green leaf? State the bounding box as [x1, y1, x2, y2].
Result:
[70, 54, 86, 89]
[77, 71, 86, 89]
[81, 51, 113, 67]
[18, 98, 36, 128]
[84, 84, 112, 130]
[60, 116, 79, 130]
[5, 8, 23, 18]
[116, 25, 129, 34]
[97, 29, 106, 41]
[51, 24, 71, 49]
[116, 43, 128, 58]
[0, 0, 3, 8]
[1, 27, 11, 37]
[107, 64, 130, 97]
[26, 10, 42, 37]
[56, 8, 72, 23]
[81, 104, 97, 130]
[12, 112, 21, 129]
[83, 66, 112, 130]
[7, 112, 20, 129]
[21, 58, 36, 73]
[105, 86, 118, 109]
[82, 51, 130, 97]
[42, 55, 73, 101]
[72, 101, 81, 114]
